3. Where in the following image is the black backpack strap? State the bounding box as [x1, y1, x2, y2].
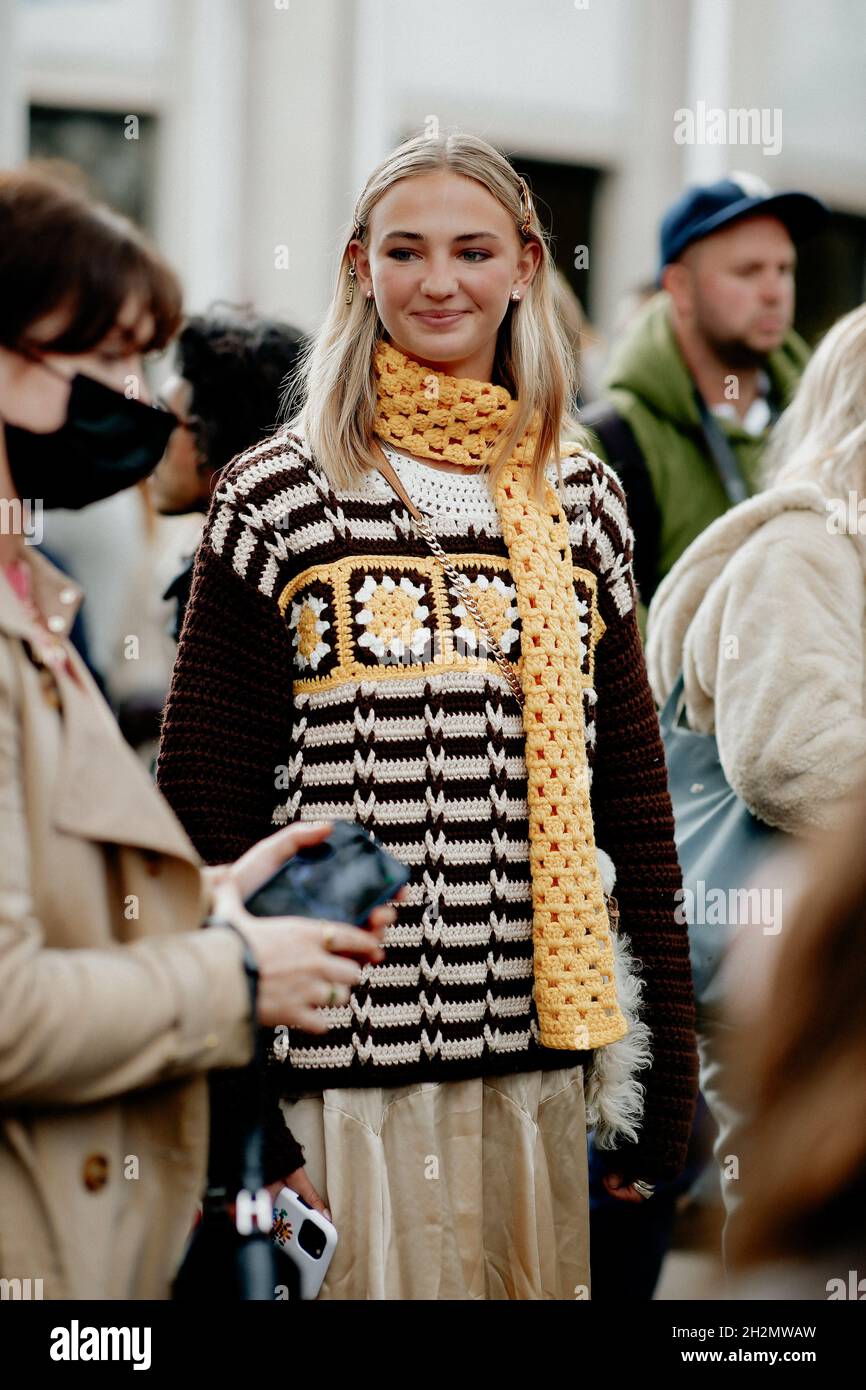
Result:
[580, 401, 662, 605]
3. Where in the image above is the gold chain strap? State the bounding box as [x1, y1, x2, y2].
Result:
[375, 444, 526, 711]
[605, 893, 620, 934]
[411, 511, 526, 710]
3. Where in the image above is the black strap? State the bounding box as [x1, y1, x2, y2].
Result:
[204, 917, 267, 1197]
[580, 402, 662, 605]
[693, 390, 750, 506]
[173, 920, 282, 1301]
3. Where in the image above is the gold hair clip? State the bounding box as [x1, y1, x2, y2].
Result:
[517, 176, 533, 235]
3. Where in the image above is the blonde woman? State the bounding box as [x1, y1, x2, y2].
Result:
[158, 132, 697, 1300]
[647, 302, 866, 835]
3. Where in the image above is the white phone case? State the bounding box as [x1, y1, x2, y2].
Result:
[272, 1186, 338, 1300]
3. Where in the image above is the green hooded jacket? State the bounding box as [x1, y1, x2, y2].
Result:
[586, 292, 809, 624]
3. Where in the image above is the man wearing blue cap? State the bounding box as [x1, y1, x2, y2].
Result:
[582, 174, 826, 1303]
[583, 174, 827, 630]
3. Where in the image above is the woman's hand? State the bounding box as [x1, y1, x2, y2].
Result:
[266, 1169, 332, 1225]
[209, 820, 408, 1033]
[602, 1172, 649, 1203]
[200, 862, 231, 913]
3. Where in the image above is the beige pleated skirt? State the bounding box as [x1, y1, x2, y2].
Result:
[279, 1063, 590, 1300]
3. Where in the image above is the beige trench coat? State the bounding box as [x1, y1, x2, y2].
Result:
[0, 549, 253, 1299]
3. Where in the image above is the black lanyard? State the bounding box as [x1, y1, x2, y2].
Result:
[693, 389, 752, 506]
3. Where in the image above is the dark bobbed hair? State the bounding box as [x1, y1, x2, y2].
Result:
[0, 161, 182, 355]
[176, 306, 306, 475]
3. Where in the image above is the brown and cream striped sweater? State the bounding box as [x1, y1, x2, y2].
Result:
[157, 427, 697, 1183]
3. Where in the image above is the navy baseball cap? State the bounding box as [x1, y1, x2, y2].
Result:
[659, 173, 828, 276]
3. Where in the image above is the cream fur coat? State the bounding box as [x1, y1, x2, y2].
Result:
[645, 480, 866, 835]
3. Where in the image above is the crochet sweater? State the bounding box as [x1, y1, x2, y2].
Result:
[157, 428, 698, 1183]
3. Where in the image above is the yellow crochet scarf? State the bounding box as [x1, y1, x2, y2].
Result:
[373, 340, 629, 1051]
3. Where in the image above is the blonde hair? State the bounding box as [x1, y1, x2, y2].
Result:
[291, 131, 584, 499]
[762, 302, 866, 493]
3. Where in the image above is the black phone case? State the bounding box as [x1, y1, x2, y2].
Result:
[243, 821, 410, 926]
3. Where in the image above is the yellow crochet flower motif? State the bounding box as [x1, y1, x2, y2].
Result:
[355, 574, 430, 663]
[290, 594, 331, 670]
[452, 574, 519, 656]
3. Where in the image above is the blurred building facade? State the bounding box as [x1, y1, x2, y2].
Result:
[1, 0, 865, 340]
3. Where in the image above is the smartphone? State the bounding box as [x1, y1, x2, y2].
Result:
[243, 819, 411, 925]
[272, 1186, 338, 1300]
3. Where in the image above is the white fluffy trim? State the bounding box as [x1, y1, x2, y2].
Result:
[596, 847, 616, 896]
[584, 849, 654, 1146]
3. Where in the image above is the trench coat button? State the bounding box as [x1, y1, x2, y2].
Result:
[82, 1154, 109, 1191]
[47, 614, 65, 633]
[204, 1033, 220, 1050]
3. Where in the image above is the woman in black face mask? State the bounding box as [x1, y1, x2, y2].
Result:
[0, 167, 397, 1300]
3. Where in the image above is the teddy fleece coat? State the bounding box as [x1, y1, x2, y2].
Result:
[645, 480, 866, 835]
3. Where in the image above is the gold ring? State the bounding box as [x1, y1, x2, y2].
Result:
[322, 925, 336, 952]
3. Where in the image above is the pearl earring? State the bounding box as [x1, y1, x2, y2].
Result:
[366, 289, 373, 299]
[511, 289, 521, 302]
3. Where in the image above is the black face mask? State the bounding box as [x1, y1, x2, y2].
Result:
[2, 368, 179, 511]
